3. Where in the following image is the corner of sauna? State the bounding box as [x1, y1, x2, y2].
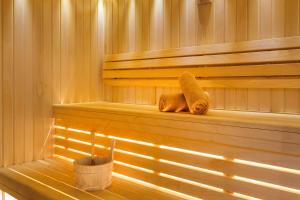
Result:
[1, 0, 300, 200]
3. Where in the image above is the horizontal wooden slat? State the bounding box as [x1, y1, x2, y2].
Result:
[53, 135, 300, 193]
[156, 161, 300, 200]
[54, 115, 300, 183]
[103, 63, 300, 79]
[53, 102, 300, 200]
[103, 78, 300, 89]
[55, 129, 91, 143]
[9, 165, 101, 200]
[55, 115, 300, 157]
[21, 162, 127, 200]
[25, 160, 183, 200]
[105, 36, 300, 62]
[0, 167, 75, 200]
[104, 49, 300, 69]
[113, 164, 237, 200]
[114, 150, 300, 191]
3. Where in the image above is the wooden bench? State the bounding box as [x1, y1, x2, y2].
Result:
[1, 101, 299, 199]
[103, 36, 300, 88]
[0, 158, 182, 200]
[52, 102, 300, 200]
[103, 36, 300, 114]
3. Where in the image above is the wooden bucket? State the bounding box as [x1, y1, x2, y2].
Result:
[74, 139, 115, 191]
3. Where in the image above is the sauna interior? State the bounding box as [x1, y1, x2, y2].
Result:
[0, 0, 300, 199]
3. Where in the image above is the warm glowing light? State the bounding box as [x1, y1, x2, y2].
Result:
[108, 135, 155, 147]
[67, 128, 91, 135]
[114, 148, 155, 160]
[54, 125, 66, 130]
[113, 172, 202, 200]
[159, 173, 224, 193]
[232, 192, 262, 200]
[233, 159, 300, 175]
[54, 145, 66, 149]
[8, 168, 79, 200]
[53, 135, 66, 139]
[159, 145, 225, 160]
[114, 161, 154, 173]
[233, 176, 300, 195]
[67, 148, 91, 156]
[95, 132, 106, 137]
[95, 133, 155, 147]
[67, 138, 92, 146]
[95, 144, 106, 149]
[159, 159, 224, 176]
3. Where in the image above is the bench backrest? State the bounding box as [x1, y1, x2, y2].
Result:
[103, 36, 300, 114]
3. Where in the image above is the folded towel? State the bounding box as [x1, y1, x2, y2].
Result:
[179, 72, 210, 115]
[159, 93, 189, 112]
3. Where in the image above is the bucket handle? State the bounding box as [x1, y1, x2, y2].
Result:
[109, 139, 115, 161]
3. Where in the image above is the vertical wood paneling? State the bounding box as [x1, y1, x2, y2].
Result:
[163, 0, 171, 48]
[271, 89, 285, 113]
[285, 89, 300, 114]
[236, 0, 248, 41]
[150, 0, 163, 50]
[247, 89, 259, 111]
[180, 0, 197, 46]
[0, 0, 104, 165]
[32, 0, 43, 160]
[248, 0, 260, 40]
[24, 0, 34, 162]
[91, 0, 102, 101]
[285, 0, 299, 36]
[42, 0, 53, 159]
[260, 0, 272, 38]
[272, 0, 285, 38]
[104, 0, 300, 115]
[214, 0, 225, 43]
[3, 0, 14, 166]
[52, 0, 61, 104]
[14, 0, 26, 163]
[112, 0, 118, 53]
[84, 0, 93, 101]
[104, 0, 112, 54]
[215, 88, 225, 110]
[225, 0, 237, 42]
[128, 0, 135, 52]
[198, 0, 213, 45]
[225, 88, 236, 110]
[259, 89, 271, 112]
[118, 0, 127, 52]
[235, 89, 248, 111]
[75, 0, 85, 102]
[171, 0, 180, 48]
[135, 0, 142, 51]
[0, 0, 3, 166]
[142, 0, 150, 50]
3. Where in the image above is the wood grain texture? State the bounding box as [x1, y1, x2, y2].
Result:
[52, 102, 300, 200]
[103, 0, 300, 114]
[3, 0, 15, 167]
[0, 0, 104, 166]
[0, 0, 2, 167]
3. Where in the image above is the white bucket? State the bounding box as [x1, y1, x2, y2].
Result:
[74, 140, 115, 191]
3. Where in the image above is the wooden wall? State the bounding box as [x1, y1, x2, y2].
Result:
[0, 0, 104, 167]
[103, 0, 300, 114]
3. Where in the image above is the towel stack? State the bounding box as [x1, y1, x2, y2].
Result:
[159, 72, 210, 115]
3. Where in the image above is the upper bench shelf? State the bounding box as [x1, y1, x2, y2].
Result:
[53, 101, 300, 134]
